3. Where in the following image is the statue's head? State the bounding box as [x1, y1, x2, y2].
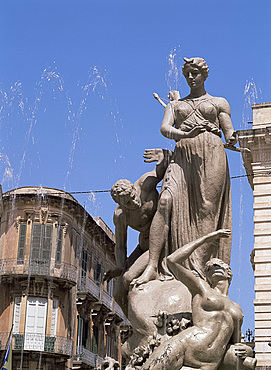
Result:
[111, 180, 141, 209]
[182, 57, 209, 81]
[205, 258, 232, 286]
[100, 356, 120, 370]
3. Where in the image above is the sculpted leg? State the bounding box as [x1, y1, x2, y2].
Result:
[142, 336, 185, 370]
[134, 190, 172, 285]
[113, 251, 149, 316]
[123, 251, 149, 289]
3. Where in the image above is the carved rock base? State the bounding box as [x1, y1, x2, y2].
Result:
[123, 278, 191, 359]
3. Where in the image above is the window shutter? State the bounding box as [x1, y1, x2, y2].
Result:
[50, 299, 58, 336]
[55, 227, 63, 264]
[81, 250, 88, 288]
[17, 224, 27, 263]
[13, 297, 21, 333]
[42, 225, 53, 260]
[31, 224, 42, 260]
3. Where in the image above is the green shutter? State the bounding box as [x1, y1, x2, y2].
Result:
[42, 225, 52, 260]
[30, 224, 52, 274]
[55, 227, 63, 264]
[17, 224, 27, 263]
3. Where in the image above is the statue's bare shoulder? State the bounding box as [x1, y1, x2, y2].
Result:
[211, 96, 231, 115]
[113, 205, 126, 224]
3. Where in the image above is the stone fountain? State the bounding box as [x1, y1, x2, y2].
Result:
[108, 57, 257, 369]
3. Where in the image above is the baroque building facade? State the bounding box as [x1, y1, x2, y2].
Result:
[238, 102, 271, 369]
[0, 186, 125, 370]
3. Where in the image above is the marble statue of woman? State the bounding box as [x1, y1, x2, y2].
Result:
[135, 57, 236, 285]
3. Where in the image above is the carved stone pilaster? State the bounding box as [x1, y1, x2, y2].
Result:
[39, 207, 49, 224]
[238, 102, 271, 368]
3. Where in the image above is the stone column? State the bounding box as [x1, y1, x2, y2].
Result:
[238, 102, 271, 369]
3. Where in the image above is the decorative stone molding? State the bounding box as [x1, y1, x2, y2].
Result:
[63, 222, 68, 237]
[15, 216, 22, 230]
[39, 207, 49, 224]
[25, 211, 36, 224]
[238, 126, 271, 190]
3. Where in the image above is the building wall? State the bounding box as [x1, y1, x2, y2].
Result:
[238, 102, 271, 369]
[0, 187, 125, 369]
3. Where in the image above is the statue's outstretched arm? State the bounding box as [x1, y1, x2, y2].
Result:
[167, 229, 231, 294]
[153, 92, 167, 108]
[113, 209, 128, 271]
[134, 149, 172, 192]
[142, 148, 172, 183]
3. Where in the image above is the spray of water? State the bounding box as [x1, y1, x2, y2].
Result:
[0, 64, 127, 368]
[242, 78, 263, 129]
[64, 66, 108, 190]
[165, 46, 182, 92]
[236, 77, 262, 334]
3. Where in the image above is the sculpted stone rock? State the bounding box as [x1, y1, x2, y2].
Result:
[122, 278, 191, 358]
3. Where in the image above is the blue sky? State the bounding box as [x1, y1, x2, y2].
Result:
[0, 0, 270, 333]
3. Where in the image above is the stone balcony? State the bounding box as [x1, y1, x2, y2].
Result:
[0, 258, 78, 286]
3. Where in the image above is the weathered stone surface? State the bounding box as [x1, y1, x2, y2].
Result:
[123, 278, 191, 356]
[111, 57, 257, 369]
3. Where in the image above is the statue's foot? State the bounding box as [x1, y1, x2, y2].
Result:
[131, 265, 158, 287]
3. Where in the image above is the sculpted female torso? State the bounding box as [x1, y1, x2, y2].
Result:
[164, 93, 232, 277]
[135, 57, 236, 287]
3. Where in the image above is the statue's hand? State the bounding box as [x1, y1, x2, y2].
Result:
[233, 343, 249, 359]
[225, 131, 238, 146]
[182, 125, 206, 138]
[103, 268, 122, 282]
[215, 229, 231, 238]
[143, 149, 164, 163]
[207, 229, 231, 242]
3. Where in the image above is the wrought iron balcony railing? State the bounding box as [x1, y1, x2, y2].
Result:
[101, 290, 113, 310]
[112, 300, 127, 322]
[78, 276, 100, 300]
[0, 258, 78, 285]
[76, 346, 96, 367]
[15, 333, 72, 355]
[0, 332, 73, 356]
[78, 276, 127, 321]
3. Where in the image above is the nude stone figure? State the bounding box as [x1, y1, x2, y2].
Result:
[135, 57, 236, 286]
[141, 229, 256, 370]
[108, 149, 172, 315]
